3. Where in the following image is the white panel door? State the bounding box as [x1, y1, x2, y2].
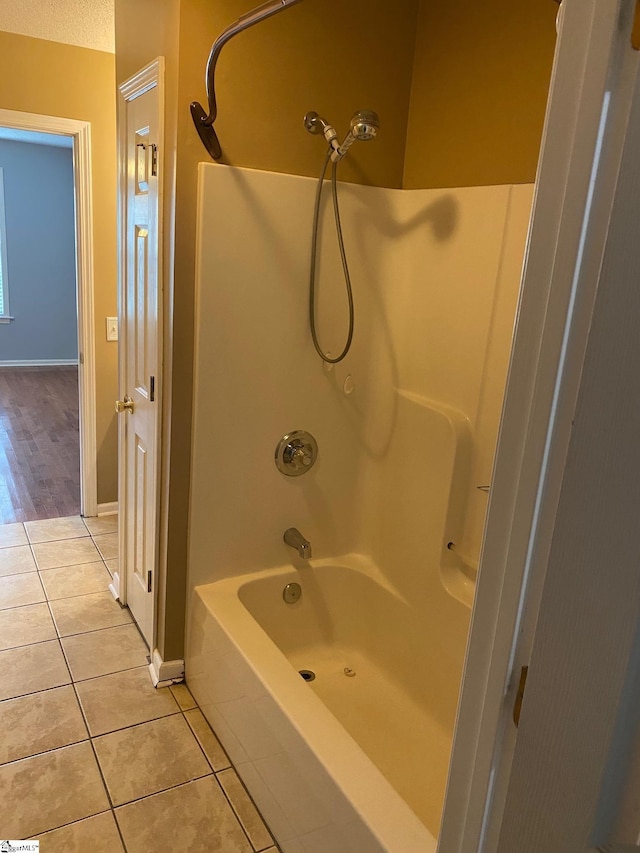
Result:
[119, 80, 160, 647]
[494, 35, 640, 849]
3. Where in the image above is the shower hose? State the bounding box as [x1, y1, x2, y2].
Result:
[309, 147, 354, 364]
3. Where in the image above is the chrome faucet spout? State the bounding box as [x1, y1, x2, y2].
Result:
[283, 527, 312, 559]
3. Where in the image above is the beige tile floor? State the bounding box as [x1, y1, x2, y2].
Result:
[0, 515, 278, 853]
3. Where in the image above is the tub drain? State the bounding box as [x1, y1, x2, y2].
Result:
[299, 669, 316, 682]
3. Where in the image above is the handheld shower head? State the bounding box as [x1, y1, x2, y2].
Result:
[349, 110, 380, 141]
[332, 110, 380, 161]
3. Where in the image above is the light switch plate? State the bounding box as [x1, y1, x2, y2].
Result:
[106, 316, 118, 341]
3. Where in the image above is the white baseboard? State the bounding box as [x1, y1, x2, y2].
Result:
[97, 501, 118, 516]
[0, 359, 79, 367]
[148, 649, 185, 688]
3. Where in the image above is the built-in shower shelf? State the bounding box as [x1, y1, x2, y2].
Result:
[447, 543, 479, 575]
[441, 543, 477, 609]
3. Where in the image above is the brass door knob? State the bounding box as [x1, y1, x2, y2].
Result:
[115, 395, 134, 414]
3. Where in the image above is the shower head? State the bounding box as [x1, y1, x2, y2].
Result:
[304, 108, 380, 161]
[331, 110, 380, 161]
[349, 110, 380, 141]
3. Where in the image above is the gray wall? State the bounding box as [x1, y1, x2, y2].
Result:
[0, 140, 77, 362]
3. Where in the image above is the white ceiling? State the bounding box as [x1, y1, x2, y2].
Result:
[0, 127, 73, 149]
[0, 0, 115, 53]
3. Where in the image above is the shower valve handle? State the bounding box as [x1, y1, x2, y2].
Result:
[286, 444, 313, 469]
[275, 431, 318, 477]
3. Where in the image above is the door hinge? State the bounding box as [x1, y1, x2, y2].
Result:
[150, 375, 155, 402]
[632, 0, 640, 49]
[147, 570, 152, 593]
[513, 665, 528, 727]
[151, 144, 158, 177]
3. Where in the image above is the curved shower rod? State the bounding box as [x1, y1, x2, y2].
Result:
[191, 0, 304, 160]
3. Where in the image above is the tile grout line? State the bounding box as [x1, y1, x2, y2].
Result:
[38, 578, 119, 604]
[84, 717, 126, 847]
[111, 807, 129, 853]
[0, 732, 90, 771]
[67, 617, 131, 853]
[178, 698, 276, 852]
[37, 809, 118, 843]
[54, 632, 76, 692]
[0, 680, 79, 706]
[110, 773, 217, 808]
[68, 666, 92, 742]
[45, 583, 62, 642]
[214, 764, 277, 853]
[181, 705, 222, 774]
[0, 586, 129, 646]
[174, 704, 251, 843]
[38, 550, 76, 698]
[0, 597, 51, 613]
[37, 810, 124, 849]
[40, 558, 109, 571]
[42, 598, 132, 639]
[69, 659, 151, 686]
[214, 766, 268, 853]
[90, 708, 184, 739]
[102, 770, 215, 812]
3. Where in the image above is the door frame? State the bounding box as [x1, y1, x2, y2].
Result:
[113, 58, 165, 649]
[439, 0, 639, 849]
[0, 108, 97, 518]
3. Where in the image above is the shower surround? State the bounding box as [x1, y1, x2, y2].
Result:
[186, 163, 532, 850]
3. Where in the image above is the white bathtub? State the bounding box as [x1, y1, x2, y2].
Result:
[186, 553, 466, 852]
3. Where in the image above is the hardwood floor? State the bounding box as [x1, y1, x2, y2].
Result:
[0, 366, 80, 523]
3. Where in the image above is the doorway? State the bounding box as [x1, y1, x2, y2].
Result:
[0, 110, 98, 521]
[0, 130, 80, 522]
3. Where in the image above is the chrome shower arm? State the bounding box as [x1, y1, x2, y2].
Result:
[191, 0, 303, 160]
[204, 0, 302, 126]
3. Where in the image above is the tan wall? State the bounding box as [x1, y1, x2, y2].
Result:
[404, 0, 557, 189]
[0, 32, 118, 504]
[183, 0, 418, 188]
